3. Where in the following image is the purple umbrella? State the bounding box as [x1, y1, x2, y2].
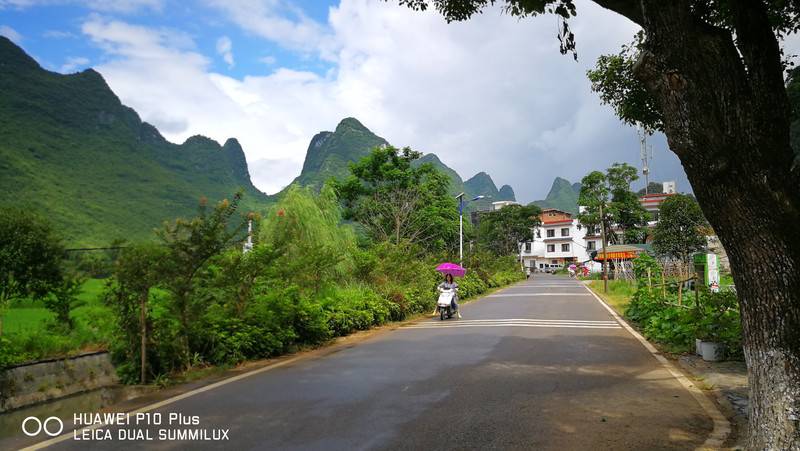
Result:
[436, 262, 466, 278]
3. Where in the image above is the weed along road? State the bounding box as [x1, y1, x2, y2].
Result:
[21, 276, 719, 451]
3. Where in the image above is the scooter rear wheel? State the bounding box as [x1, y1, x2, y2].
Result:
[440, 309, 445, 321]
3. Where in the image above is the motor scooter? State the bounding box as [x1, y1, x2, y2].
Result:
[437, 288, 456, 321]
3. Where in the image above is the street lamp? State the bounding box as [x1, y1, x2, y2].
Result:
[456, 193, 486, 266]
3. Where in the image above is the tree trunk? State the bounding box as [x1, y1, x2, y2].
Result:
[625, 1, 800, 447]
[139, 288, 148, 385]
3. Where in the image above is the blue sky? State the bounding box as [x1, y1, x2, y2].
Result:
[6, 0, 781, 200]
[0, 1, 335, 76]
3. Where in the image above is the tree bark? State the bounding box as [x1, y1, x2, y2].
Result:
[621, 1, 800, 447]
[139, 288, 148, 385]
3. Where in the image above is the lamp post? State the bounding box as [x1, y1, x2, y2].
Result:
[456, 193, 486, 266]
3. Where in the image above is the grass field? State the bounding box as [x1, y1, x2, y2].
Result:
[2, 278, 113, 365]
[587, 279, 636, 316]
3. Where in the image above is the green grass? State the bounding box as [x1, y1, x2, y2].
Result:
[588, 279, 635, 315]
[2, 308, 54, 334]
[2, 278, 113, 364]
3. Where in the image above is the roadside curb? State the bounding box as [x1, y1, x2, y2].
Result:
[582, 283, 731, 450]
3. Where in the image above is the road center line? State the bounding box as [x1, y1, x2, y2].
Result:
[487, 293, 592, 297]
[400, 323, 622, 330]
[413, 318, 618, 324]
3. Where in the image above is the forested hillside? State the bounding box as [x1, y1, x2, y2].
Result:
[0, 37, 269, 246]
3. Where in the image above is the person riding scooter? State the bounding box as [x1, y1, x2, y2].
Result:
[435, 273, 461, 319]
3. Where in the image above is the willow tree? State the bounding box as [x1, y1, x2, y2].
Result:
[395, 0, 800, 447]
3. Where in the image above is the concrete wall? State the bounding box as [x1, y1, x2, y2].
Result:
[1, 351, 118, 412]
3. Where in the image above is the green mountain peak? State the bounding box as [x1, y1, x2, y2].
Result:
[531, 176, 580, 214]
[289, 117, 388, 191]
[0, 38, 269, 246]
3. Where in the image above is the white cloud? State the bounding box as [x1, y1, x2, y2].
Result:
[43, 29, 76, 38]
[216, 35, 234, 67]
[259, 55, 276, 65]
[205, 0, 334, 57]
[0, 0, 161, 13]
[81, 0, 703, 198]
[0, 24, 22, 42]
[59, 55, 90, 72]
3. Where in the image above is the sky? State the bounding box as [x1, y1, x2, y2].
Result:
[2, 0, 798, 202]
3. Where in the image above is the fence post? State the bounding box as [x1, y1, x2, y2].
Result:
[647, 268, 652, 293]
[678, 279, 683, 305]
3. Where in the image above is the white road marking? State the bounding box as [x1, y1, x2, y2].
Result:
[402, 318, 622, 330]
[410, 318, 618, 324]
[487, 293, 592, 297]
[400, 323, 621, 330]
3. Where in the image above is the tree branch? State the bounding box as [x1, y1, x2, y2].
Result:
[591, 0, 643, 26]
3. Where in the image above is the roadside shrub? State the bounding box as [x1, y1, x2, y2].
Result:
[624, 254, 742, 355]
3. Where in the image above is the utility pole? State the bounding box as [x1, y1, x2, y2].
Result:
[456, 193, 486, 267]
[638, 124, 652, 194]
[459, 194, 464, 266]
[599, 202, 609, 293]
[243, 215, 254, 254]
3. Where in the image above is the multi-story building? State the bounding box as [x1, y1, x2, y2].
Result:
[520, 208, 600, 272]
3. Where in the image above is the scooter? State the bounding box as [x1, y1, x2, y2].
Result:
[437, 288, 456, 321]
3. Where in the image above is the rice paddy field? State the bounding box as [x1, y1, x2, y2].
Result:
[2, 278, 113, 365]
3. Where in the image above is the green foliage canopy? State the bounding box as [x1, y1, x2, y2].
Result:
[477, 204, 542, 255]
[652, 194, 708, 263]
[0, 207, 64, 335]
[334, 146, 459, 252]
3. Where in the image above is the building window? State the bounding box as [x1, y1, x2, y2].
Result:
[525, 242, 532, 252]
[561, 243, 570, 252]
[561, 228, 569, 237]
[536, 229, 541, 238]
[586, 241, 596, 251]
[546, 229, 555, 238]
[551, 260, 559, 265]
[547, 244, 555, 252]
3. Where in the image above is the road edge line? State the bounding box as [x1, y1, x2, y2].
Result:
[581, 283, 730, 450]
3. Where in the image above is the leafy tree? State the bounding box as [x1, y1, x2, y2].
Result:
[44, 276, 84, 331]
[578, 164, 649, 245]
[636, 181, 663, 196]
[334, 146, 459, 252]
[606, 163, 650, 243]
[0, 207, 63, 336]
[156, 192, 247, 369]
[107, 243, 166, 384]
[395, 2, 800, 445]
[477, 204, 541, 255]
[653, 194, 708, 271]
[261, 185, 356, 294]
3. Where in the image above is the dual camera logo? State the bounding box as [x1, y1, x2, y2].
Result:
[22, 416, 64, 437]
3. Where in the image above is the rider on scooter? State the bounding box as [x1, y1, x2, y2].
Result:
[437, 273, 461, 318]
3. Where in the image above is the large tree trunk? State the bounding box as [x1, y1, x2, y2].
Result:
[608, 0, 800, 447]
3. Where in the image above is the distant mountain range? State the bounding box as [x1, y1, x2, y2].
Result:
[0, 37, 269, 246]
[1, 36, 579, 246]
[530, 177, 582, 214]
[282, 117, 517, 211]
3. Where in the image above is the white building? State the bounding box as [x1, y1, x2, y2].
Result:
[491, 200, 519, 210]
[520, 208, 601, 272]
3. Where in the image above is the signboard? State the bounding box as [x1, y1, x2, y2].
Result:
[694, 253, 721, 292]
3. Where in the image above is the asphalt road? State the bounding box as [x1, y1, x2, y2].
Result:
[17, 275, 713, 450]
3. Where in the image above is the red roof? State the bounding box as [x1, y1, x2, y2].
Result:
[542, 219, 573, 225]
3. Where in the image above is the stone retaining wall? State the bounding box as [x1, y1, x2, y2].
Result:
[1, 352, 118, 412]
